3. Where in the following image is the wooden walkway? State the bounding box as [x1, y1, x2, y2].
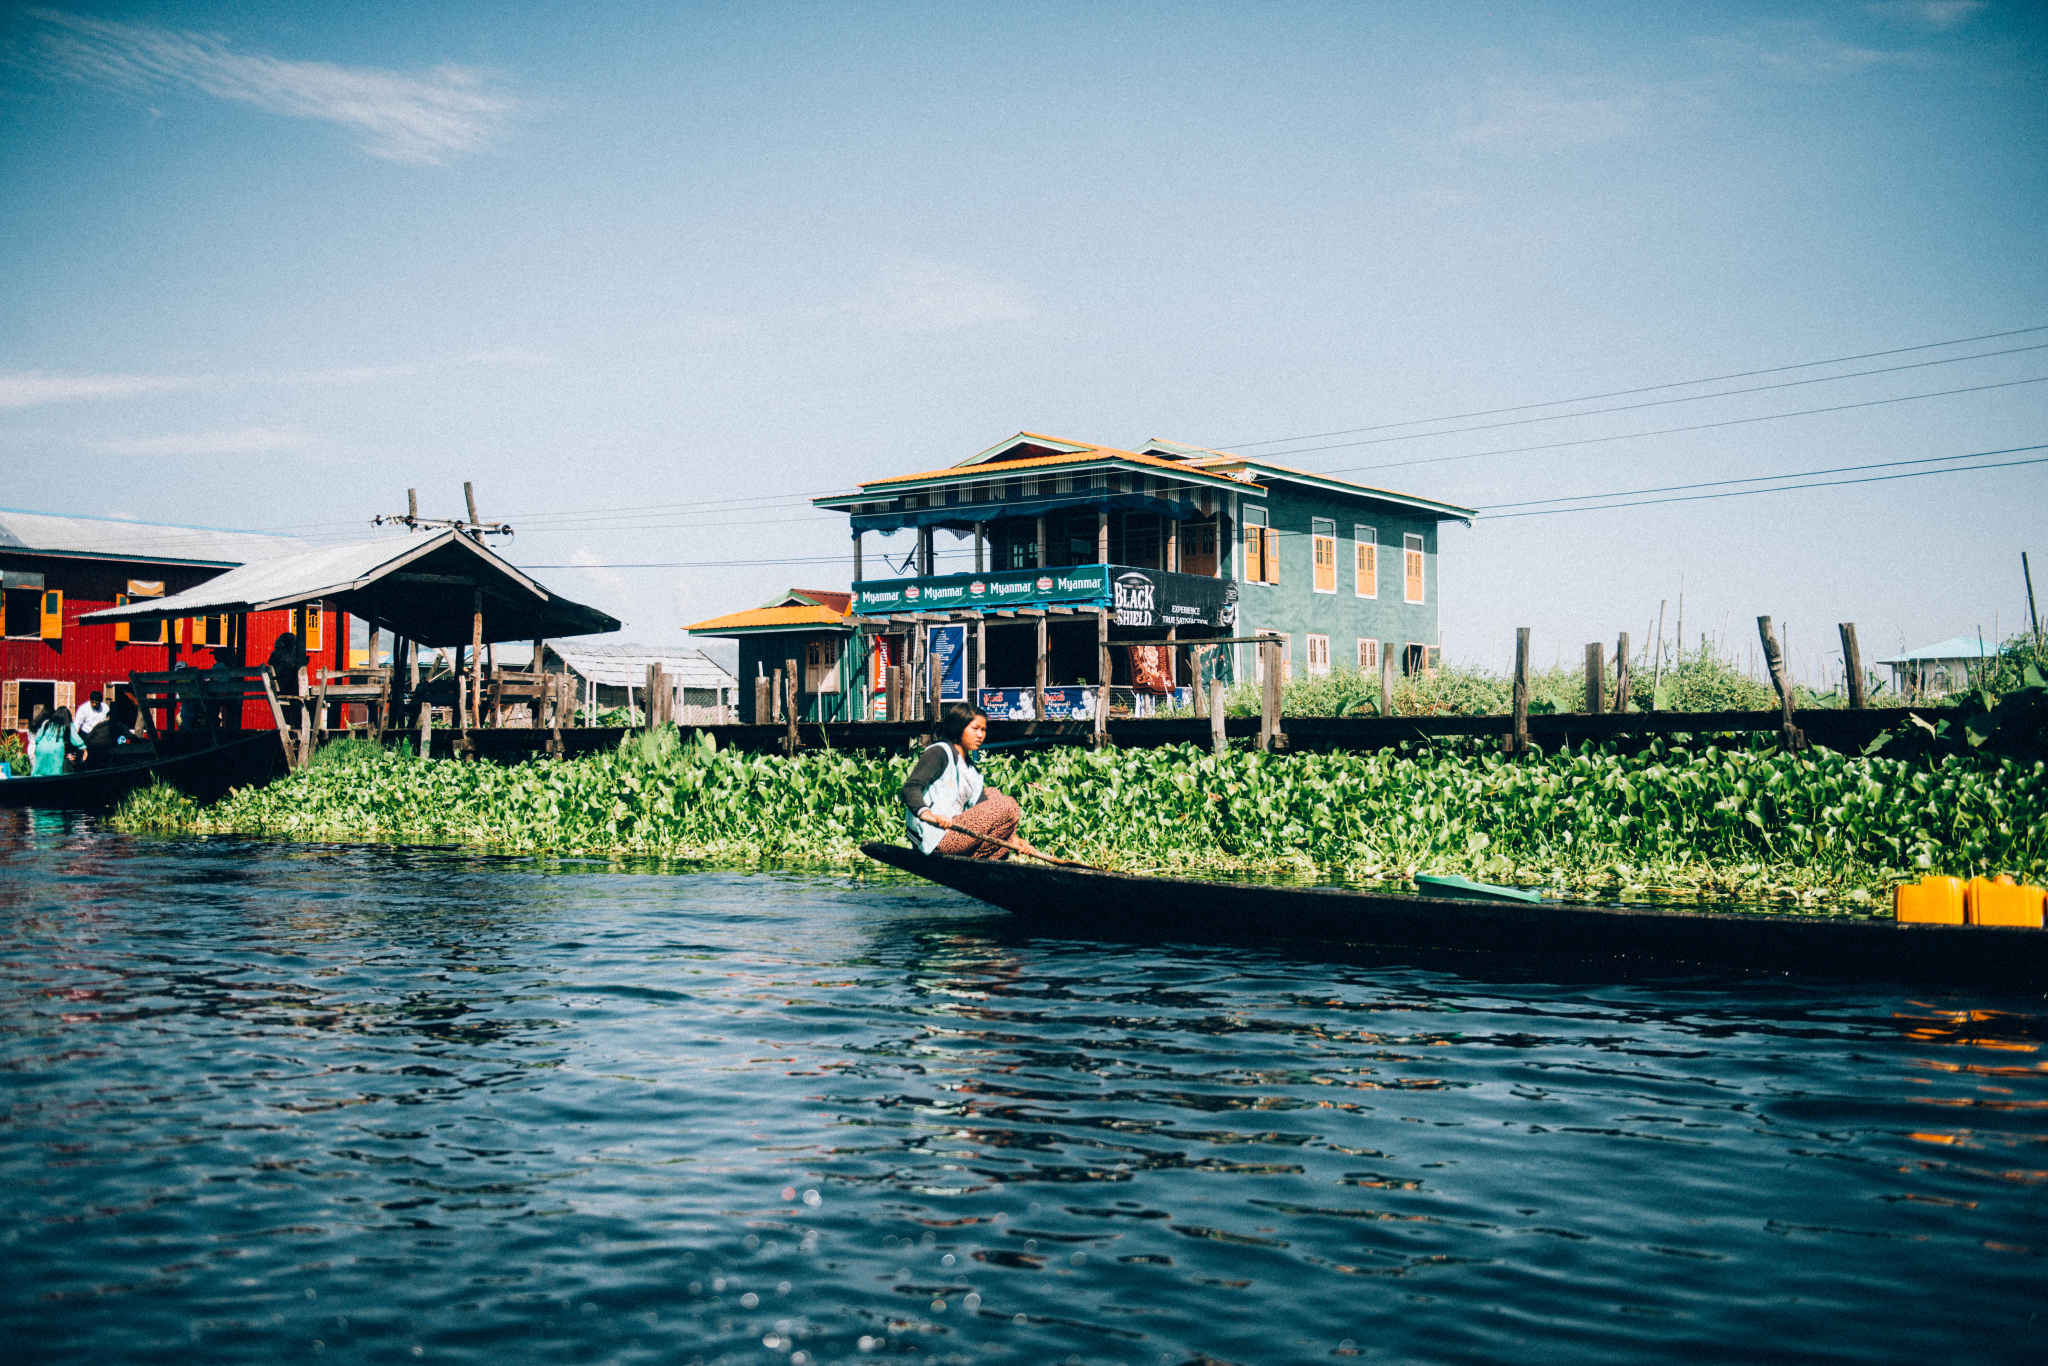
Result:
[385, 706, 1926, 761]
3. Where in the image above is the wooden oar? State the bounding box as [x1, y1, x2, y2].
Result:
[937, 823, 1098, 870]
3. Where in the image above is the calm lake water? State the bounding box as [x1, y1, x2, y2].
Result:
[4, 810, 2044, 1365]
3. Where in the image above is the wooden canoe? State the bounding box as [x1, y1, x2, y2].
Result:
[0, 732, 286, 811]
[860, 842, 2048, 992]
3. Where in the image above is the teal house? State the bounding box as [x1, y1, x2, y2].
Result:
[692, 431, 1473, 722]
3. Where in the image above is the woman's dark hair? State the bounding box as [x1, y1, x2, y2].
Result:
[935, 702, 988, 745]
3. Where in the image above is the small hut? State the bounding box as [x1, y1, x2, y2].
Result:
[1877, 637, 1998, 697]
[543, 642, 737, 723]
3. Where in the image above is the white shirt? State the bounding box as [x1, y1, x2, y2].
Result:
[71, 700, 110, 744]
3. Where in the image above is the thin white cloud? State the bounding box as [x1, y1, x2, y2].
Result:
[1867, 1, 1985, 29]
[0, 370, 211, 408]
[1449, 74, 1708, 152]
[836, 262, 1037, 333]
[1698, 23, 1921, 81]
[0, 349, 552, 409]
[25, 8, 525, 164]
[91, 427, 311, 456]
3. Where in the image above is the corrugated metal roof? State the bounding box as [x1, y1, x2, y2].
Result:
[0, 506, 308, 566]
[685, 604, 851, 634]
[78, 528, 620, 645]
[547, 643, 736, 690]
[1877, 636, 1999, 665]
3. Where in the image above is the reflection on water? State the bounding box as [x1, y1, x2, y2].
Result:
[2, 814, 2043, 1364]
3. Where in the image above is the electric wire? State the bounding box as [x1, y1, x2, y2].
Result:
[1248, 342, 2048, 462]
[1478, 443, 2048, 510]
[1223, 322, 2048, 449]
[1482, 448, 2048, 520]
[1319, 373, 2048, 477]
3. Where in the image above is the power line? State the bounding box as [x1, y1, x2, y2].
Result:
[1483, 447, 2048, 520]
[1251, 342, 2048, 462]
[1479, 443, 2048, 510]
[1319, 373, 2048, 477]
[1224, 322, 2048, 449]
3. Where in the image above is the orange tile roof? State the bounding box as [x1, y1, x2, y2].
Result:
[684, 604, 848, 634]
[788, 589, 852, 614]
[849, 445, 1248, 491]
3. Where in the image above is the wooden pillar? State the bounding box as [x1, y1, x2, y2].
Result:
[1094, 608, 1109, 742]
[853, 531, 864, 584]
[919, 526, 933, 577]
[926, 644, 941, 730]
[1839, 623, 1866, 709]
[1167, 515, 1178, 574]
[755, 670, 772, 726]
[1165, 626, 1178, 692]
[1584, 643, 1604, 714]
[1034, 613, 1048, 721]
[1757, 616, 1805, 748]
[1509, 628, 1530, 756]
[1035, 515, 1048, 570]
[974, 525, 984, 574]
[786, 658, 800, 755]
[1210, 676, 1227, 757]
[1613, 632, 1631, 713]
[1096, 512, 1109, 566]
[770, 667, 783, 724]
[1379, 649, 1393, 719]
[467, 589, 484, 740]
[1259, 638, 1281, 752]
[645, 663, 661, 732]
[416, 661, 432, 762]
[1193, 646, 1208, 717]
[974, 615, 986, 698]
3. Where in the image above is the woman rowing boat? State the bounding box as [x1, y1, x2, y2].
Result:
[901, 703, 1039, 860]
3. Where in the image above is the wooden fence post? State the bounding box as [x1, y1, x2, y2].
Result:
[646, 664, 661, 732]
[1839, 623, 1866, 709]
[755, 672, 772, 726]
[1757, 616, 1805, 749]
[1259, 638, 1282, 752]
[1508, 627, 1530, 756]
[1614, 632, 1631, 712]
[1379, 650, 1393, 719]
[1584, 643, 1604, 714]
[1211, 675, 1227, 757]
[786, 659, 800, 755]
[1034, 613, 1048, 722]
[1094, 609, 1109, 745]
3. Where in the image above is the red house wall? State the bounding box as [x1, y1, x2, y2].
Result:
[1, 551, 345, 738]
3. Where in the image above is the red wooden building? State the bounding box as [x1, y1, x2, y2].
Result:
[0, 507, 320, 735]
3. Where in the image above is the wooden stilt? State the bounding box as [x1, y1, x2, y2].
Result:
[787, 660, 800, 754]
[1034, 612, 1048, 722]
[1757, 616, 1805, 749]
[1584, 643, 1605, 714]
[1508, 628, 1530, 756]
[1839, 623, 1866, 709]
[1210, 674, 1226, 758]
[1094, 609, 1109, 743]
[1614, 632, 1631, 712]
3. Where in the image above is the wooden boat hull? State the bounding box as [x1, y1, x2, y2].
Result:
[860, 842, 2048, 992]
[0, 733, 286, 811]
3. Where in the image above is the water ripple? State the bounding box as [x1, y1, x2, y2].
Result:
[2, 815, 2044, 1364]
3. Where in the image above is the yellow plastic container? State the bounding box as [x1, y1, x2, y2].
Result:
[1895, 876, 1965, 924]
[1965, 877, 2046, 928]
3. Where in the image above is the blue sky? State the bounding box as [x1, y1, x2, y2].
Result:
[3, 1, 2043, 682]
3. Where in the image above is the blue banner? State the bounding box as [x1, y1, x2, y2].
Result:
[928, 624, 967, 703]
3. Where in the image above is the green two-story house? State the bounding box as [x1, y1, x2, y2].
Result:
[691, 431, 1472, 722]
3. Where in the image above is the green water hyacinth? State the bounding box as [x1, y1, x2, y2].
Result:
[113, 729, 2046, 911]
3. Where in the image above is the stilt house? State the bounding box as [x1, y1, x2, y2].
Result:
[691, 432, 1474, 723]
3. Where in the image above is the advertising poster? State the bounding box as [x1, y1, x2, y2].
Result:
[928, 624, 966, 703]
[972, 687, 1101, 721]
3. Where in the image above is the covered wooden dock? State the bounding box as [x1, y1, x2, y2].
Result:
[81, 528, 619, 766]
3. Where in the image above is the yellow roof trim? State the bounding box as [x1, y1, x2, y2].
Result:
[684, 604, 847, 633]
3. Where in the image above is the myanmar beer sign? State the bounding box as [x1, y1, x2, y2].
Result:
[852, 564, 1236, 627]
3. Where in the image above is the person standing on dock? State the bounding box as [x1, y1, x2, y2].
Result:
[901, 703, 1038, 860]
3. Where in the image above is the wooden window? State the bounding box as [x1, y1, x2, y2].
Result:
[1242, 508, 1278, 585]
[296, 605, 324, 652]
[40, 590, 63, 640]
[1306, 633, 1331, 675]
[1404, 533, 1425, 604]
[1357, 638, 1380, 671]
[1252, 629, 1290, 684]
[1180, 518, 1218, 577]
[120, 580, 166, 644]
[201, 615, 231, 649]
[1404, 642, 1436, 675]
[1354, 526, 1377, 597]
[806, 639, 841, 693]
[2, 587, 43, 639]
[1312, 518, 1336, 593]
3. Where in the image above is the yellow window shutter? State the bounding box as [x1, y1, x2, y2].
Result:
[40, 590, 63, 639]
[1, 680, 16, 732]
[303, 606, 324, 652]
[1264, 529, 1280, 586]
[1244, 525, 1261, 581]
[115, 594, 130, 643]
[55, 682, 75, 711]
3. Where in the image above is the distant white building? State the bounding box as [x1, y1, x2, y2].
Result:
[543, 642, 738, 723]
[1876, 636, 1997, 697]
